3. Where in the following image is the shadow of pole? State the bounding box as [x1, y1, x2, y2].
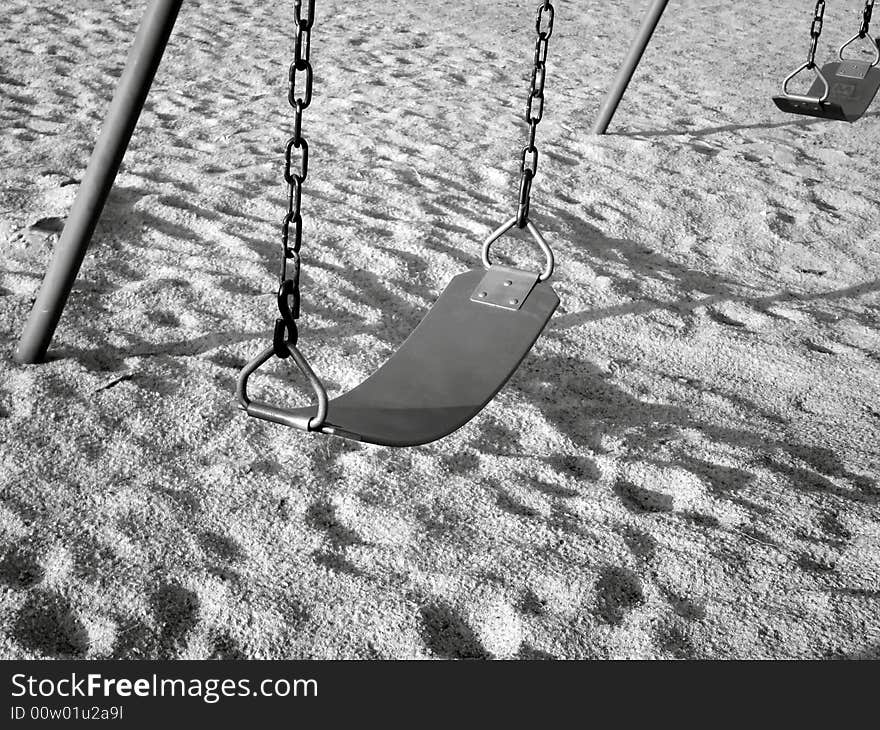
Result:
[553, 279, 880, 330]
[611, 110, 880, 140]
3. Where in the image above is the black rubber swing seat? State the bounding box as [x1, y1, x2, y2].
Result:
[772, 60, 880, 122]
[238, 266, 559, 447]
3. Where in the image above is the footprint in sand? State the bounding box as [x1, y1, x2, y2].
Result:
[804, 339, 836, 355]
[146, 583, 201, 660]
[5, 216, 65, 261]
[439, 450, 479, 475]
[209, 633, 247, 660]
[418, 601, 489, 659]
[796, 551, 837, 574]
[516, 645, 556, 659]
[419, 586, 525, 659]
[593, 565, 645, 626]
[305, 500, 367, 576]
[613, 480, 674, 514]
[305, 500, 364, 548]
[545, 454, 600, 482]
[470, 416, 522, 455]
[818, 510, 852, 543]
[619, 524, 658, 565]
[707, 308, 747, 328]
[146, 309, 180, 327]
[495, 488, 541, 519]
[517, 588, 548, 616]
[766, 207, 796, 237]
[0, 547, 45, 589]
[199, 530, 243, 584]
[811, 197, 840, 217]
[654, 620, 697, 659]
[414, 499, 467, 536]
[660, 587, 707, 622]
[680, 511, 721, 529]
[528, 476, 578, 499]
[312, 550, 364, 577]
[13, 590, 89, 657]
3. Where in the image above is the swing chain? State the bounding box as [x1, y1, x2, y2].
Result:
[859, 0, 875, 37]
[516, 1, 555, 229]
[806, 0, 826, 68]
[275, 0, 316, 359]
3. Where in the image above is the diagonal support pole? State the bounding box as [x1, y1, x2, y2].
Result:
[14, 0, 183, 363]
[592, 0, 670, 135]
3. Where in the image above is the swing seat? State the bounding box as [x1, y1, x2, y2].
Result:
[773, 60, 880, 122]
[238, 266, 558, 447]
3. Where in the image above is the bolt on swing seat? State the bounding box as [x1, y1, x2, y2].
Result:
[237, 222, 558, 446]
[238, 0, 561, 447]
[773, 6, 880, 122]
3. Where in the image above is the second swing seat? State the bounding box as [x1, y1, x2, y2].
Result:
[773, 59, 880, 122]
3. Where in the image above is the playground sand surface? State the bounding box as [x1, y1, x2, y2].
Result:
[1, 0, 879, 660]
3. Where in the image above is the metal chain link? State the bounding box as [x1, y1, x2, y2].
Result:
[516, 1, 554, 228]
[859, 0, 875, 36]
[274, 0, 315, 358]
[806, 0, 826, 68]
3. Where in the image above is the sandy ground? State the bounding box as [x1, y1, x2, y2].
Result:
[0, 0, 879, 659]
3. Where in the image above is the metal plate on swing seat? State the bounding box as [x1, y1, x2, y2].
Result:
[278, 267, 559, 447]
[772, 61, 880, 122]
[470, 265, 539, 311]
[836, 60, 870, 80]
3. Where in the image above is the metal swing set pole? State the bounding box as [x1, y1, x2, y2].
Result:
[14, 0, 183, 364]
[592, 0, 670, 135]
